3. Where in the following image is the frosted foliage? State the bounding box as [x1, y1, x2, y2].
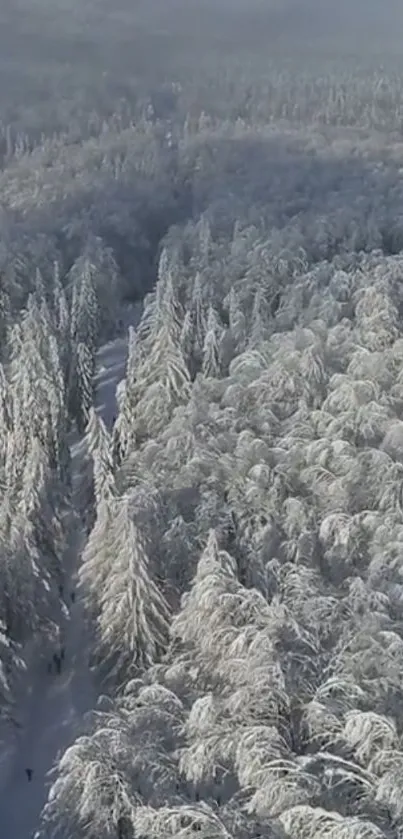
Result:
[161, 515, 197, 588]
[196, 529, 238, 580]
[180, 309, 194, 364]
[125, 326, 139, 389]
[129, 320, 191, 441]
[42, 730, 139, 838]
[79, 499, 116, 619]
[202, 306, 223, 379]
[0, 362, 11, 438]
[226, 286, 246, 349]
[278, 806, 386, 839]
[355, 287, 399, 350]
[191, 273, 207, 354]
[76, 341, 95, 427]
[235, 726, 290, 788]
[85, 408, 115, 505]
[381, 420, 403, 463]
[13, 44, 403, 839]
[94, 501, 171, 685]
[133, 803, 231, 839]
[41, 683, 184, 837]
[343, 711, 398, 764]
[21, 437, 50, 518]
[70, 258, 99, 353]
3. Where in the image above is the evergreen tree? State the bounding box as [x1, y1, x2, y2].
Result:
[93, 498, 171, 687]
[78, 498, 115, 622]
[69, 257, 99, 354]
[74, 342, 95, 433]
[20, 435, 64, 586]
[85, 408, 115, 507]
[113, 327, 141, 464]
[52, 261, 70, 379]
[129, 321, 191, 442]
[202, 305, 224, 379]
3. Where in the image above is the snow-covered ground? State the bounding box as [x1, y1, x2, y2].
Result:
[0, 308, 140, 839]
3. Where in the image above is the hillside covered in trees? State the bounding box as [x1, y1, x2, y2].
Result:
[2, 1, 403, 837]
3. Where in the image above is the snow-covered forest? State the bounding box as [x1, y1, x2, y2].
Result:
[2, 0, 403, 837]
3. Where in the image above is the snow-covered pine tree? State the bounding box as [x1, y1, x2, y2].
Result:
[202, 305, 224, 379]
[51, 261, 70, 379]
[85, 407, 115, 507]
[112, 326, 141, 465]
[69, 256, 99, 355]
[93, 497, 171, 687]
[127, 319, 191, 442]
[19, 435, 64, 588]
[78, 497, 116, 622]
[74, 341, 95, 433]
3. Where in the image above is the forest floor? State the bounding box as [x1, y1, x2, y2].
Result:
[0, 306, 140, 838]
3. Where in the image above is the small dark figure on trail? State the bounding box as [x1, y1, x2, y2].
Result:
[70, 591, 76, 604]
[58, 583, 64, 598]
[25, 768, 33, 782]
[112, 414, 116, 425]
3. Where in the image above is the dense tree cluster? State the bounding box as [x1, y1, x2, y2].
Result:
[37, 122, 403, 839]
[0, 239, 124, 737]
[2, 1, 403, 838]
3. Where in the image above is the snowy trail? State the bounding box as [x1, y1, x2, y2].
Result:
[0, 312, 138, 839]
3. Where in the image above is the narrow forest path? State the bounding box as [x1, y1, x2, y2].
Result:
[0, 309, 138, 839]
